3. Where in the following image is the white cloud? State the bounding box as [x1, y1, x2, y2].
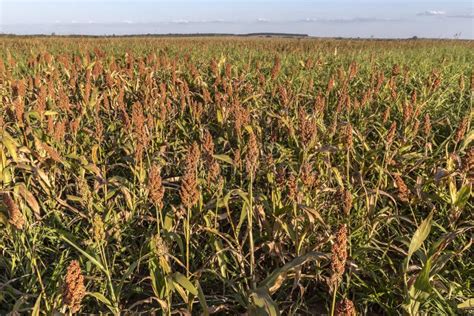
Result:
[299, 17, 400, 23]
[172, 19, 189, 24]
[447, 13, 474, 19]
[201, 19, 227, 23]
[256, 18, 270, 23]
[417, 10, 446, 16]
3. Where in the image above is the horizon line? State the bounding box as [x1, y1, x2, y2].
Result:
[1, 32, 472, 41]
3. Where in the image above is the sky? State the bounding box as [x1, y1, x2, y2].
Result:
[0, 0, 473, 39]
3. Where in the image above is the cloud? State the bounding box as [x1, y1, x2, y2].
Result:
[417, 10, 446, 16]
[169, 19, 230, 24]
[299, 17, 400, 23]
[256, 18, 270, 23]
[447, 13, 474, 19]
[198, 19, 227, 24]
[171, 19, 190, 24]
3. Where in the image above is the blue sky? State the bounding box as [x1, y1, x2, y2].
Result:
[0, 0, 472, 38]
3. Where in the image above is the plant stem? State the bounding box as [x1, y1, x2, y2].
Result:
[248, 174, 255, 289]
[330, 285, 337, 316]
[186, 205, 190, 277]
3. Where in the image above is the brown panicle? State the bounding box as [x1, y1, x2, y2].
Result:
[298, 107, 317, 147]
[394, 174, 410, 202]
[382, 107, 391, 124]
[271, 55, 281, 80]
[148, 164, 165, 209]
[202, 130, 220, 183]
[180, 142, 201, 209]
[300, 162, 317, 190]
[386, 121, 397, 146]
[233, 148, 242, 170]
[245, 130, 260, 179]
[342, 189, 353, 216]
[335, 298, 356, 316]
[202, 129, 215, 161]
[330, 224, 348, 292]
[462, 147, 474, 183]
[455, 116, 468, 144]
[423, 114, 432, 136]
[63, 260, 86, 314]
[287, 173, 298, 203]
[2, 193, 25, 230]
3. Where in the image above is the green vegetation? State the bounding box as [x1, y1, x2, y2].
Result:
[0, 37, 472, 315]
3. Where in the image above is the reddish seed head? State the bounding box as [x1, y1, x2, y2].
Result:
[455, 117, 468, 143]
[394, 174, 410, 202]
[330, 224, 348, 291]
[148, 164, 165, 209]
[2, 193, 25, 230]
[386, 122, 397, 146]
[335, 298, 356, 316]
[180, 143, 201, 209]
[63, 260, 86, 314]
[245, 130, 260, 178]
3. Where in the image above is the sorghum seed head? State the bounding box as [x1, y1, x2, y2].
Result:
[148, 164, 165, 208]
[152, 234, 169, 258]
[394, 174, 410, 202]
[287, 173, 298, 202]
[63, 260, 86, 314]
[2, 193, 25, 230]
[455, 117, 468, 143]
[245, 130, 260, 178]
[180, 143, 200, 209]
[92, 214, 105, 243]
[423, 114, 432, 136]
[386, 122, 397, 146]
[330, 224, 348, 291]
[335, 298, 356, 316]
[343, 190, 353, 215]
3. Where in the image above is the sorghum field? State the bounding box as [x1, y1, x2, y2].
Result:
[0, 37, 472, 315]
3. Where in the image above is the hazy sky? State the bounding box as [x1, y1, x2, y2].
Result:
[0, 0, 473, 38]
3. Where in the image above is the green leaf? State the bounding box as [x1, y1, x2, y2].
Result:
[259, 251, 328, 293]
[248, 288, 280, 316]
[196, 281, 209, 316]
[88, 292, 115, 313]
[171, 272, 198, 296]
[407, 210, 434, 265]
[60, 234, 108, 274]
[213, 154, 234, 165]
[88, 292, 112, 305]
[455, 185, 471, 207]
[414, 257, 432, 293]
[2, 132, 18, 162]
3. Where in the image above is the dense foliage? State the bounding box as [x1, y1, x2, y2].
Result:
[0, 37, 473, 315]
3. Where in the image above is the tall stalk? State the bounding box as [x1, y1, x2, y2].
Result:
[248, 173, 255, 289]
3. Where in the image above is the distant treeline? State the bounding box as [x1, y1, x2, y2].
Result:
[0, 33, 472, 41]
[0, 32, 309, 38]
